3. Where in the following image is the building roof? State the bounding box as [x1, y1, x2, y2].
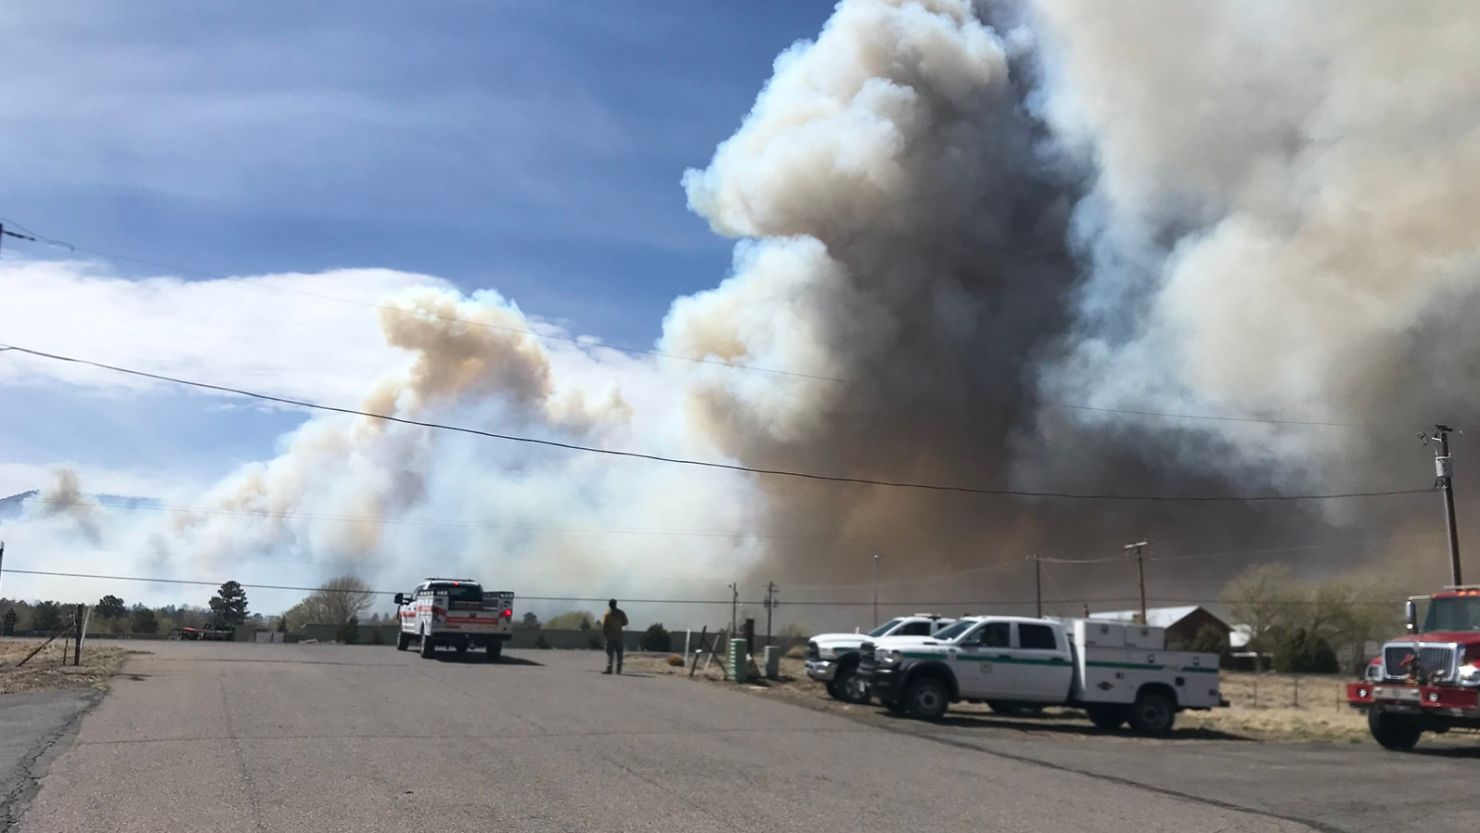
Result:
[1088, 605, 1230, 631]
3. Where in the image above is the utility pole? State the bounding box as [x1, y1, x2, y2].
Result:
[1425, 425, 1463, 585]
[729, 582, 738, 637]
[872, 554, 880, 625]
[763, 582, 778, 646]
[1027, 555, 1042, 618]
[0, 541, 6, 598]
[1125, 541, 1148, 624]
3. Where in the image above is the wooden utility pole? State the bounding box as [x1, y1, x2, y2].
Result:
[1027, 555, 1042, 618]
[1427, 425, 1463, 585]
[1125, 541, 1148, 624]
[763, 582, 778, 646]
[728, 582, 738, 637]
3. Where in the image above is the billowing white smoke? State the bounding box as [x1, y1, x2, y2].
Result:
[5, 0, 1478, 619]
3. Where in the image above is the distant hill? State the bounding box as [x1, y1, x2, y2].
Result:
[0, 489, 163, 522]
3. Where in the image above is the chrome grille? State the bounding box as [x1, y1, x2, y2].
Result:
[1383, 643, 1456, 681]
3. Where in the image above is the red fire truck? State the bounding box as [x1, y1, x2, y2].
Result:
[1347, 586, 1480, 750]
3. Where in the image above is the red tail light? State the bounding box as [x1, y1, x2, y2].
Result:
[502, 608, 513, 619]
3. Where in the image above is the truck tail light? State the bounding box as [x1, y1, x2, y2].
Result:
[502, 608, 513, 619]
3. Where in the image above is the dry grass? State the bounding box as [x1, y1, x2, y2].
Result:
[0, 638, 145, 695]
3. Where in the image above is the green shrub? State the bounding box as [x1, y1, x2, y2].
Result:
[535, 634, 551, 650]
[640, 623, 672, 652]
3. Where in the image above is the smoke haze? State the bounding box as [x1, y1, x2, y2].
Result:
[4, 0, 1478, 624]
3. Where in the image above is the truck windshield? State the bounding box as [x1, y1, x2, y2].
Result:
[1424, 597, 1480, 631]
[869, 619, 904, 638]
[929, 621, 973, 641]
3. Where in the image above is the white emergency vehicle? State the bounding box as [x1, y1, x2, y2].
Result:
[805, 615, 957, 703]
[860, 616, 1223, 734]
[395, 578, 515, 661]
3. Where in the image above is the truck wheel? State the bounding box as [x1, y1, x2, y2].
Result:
[825, 680, 846, 700]
[1369, 711, 1422, 750]
[1085, 705, 1126, 730]
[904, 677, 949, 721]
[419, 630, 435, 659]
[1128, 690, 1175, 735]
[838, 666, 871, 704]
[486, 641, 503, 662]
[396, 631, 409, 651]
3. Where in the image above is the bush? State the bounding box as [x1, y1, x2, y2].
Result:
[785, 645, 806, 660]
[1272, 628, 1339, 674]
[535, 634, 551, 650]
[666, 654, 686, 667]
[336, 618, 360, 644]
[640, 623, 672, 652]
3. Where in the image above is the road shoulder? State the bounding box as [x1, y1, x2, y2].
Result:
[0, 688, 103, 831]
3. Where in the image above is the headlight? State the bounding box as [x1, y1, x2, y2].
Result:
[1459, 664, 1480, 685]
[877, 650, 902, 667]
[1365, 663, 1383, 681]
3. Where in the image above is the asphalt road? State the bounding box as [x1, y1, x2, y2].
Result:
[9, 642, 1480, 833]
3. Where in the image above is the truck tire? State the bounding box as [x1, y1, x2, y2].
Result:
[1369, 711, 1422, 750]
[904, 676, 950, 721]
[1085, 705, 1126, 730]
[1128, 689, 1175, 735]
[486, 641, 503, 662]
[419, 630, 435, 659]
[396, 631, 409, 651]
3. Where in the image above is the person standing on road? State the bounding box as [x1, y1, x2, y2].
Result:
[602, 599, 628, 675]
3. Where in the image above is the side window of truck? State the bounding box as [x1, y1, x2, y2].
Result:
[974, 622, 1010, 648]
[1017, 623, 1057, 650]
[897, 621, 932, 636]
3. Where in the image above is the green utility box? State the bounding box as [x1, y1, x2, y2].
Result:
[729, 638, 748, 683]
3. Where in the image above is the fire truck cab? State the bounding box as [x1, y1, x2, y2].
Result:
[395, 578, 514, 661]
[1347, 586, 1480, 749]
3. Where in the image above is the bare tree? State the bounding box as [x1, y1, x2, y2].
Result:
[282, 575, 376, 631]
[1222, 563, 1298, 648]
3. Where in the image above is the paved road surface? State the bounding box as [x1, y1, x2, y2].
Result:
[0, 689, 100, 830]
[10, 643, 1480, 833]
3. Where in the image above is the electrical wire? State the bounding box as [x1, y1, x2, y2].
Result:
[0, 343, 1436, 503]
[3, 222, 1374, 427]
[0, 568, 1405, 606]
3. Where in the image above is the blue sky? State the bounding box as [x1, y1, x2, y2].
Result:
[2, 1, 831, 337]
[0, 1, 835, 494]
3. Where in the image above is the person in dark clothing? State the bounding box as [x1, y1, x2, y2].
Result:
[601, 598, 628, 674]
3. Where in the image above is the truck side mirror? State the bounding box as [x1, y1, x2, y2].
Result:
[394, 593, 407, 606]
[1405, 600, 1417, 633]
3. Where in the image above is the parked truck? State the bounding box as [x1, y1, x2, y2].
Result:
[1347, 586, 1480, 750]
[805, 614, 957, 703]
[859, 615, 1223, 734]
[395, 578, 514, 661]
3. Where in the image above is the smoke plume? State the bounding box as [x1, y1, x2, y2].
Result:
[5, 0, 1478, 622]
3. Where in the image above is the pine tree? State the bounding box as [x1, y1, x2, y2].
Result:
[208, 581, 250, 627]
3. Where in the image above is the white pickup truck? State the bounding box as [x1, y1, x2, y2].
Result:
[394, 578, 515, 661]
[859, 615, 1223, 734]
[806, 615, 956, 703]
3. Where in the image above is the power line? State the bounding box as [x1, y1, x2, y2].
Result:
[1, 230, 844, 384]
[0, 343, 1435, 503]
[0, 568, 1406, 606]
[12, 494, 931, 543]
[3, 221, 1373, 428]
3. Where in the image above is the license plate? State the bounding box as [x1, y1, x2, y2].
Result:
[1374, 686, 1421, 702]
